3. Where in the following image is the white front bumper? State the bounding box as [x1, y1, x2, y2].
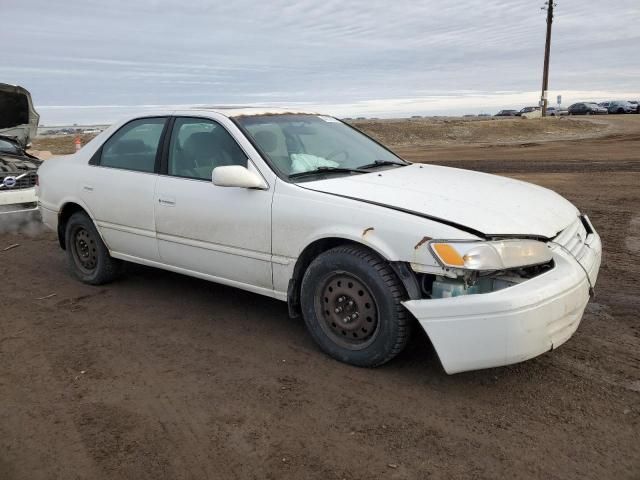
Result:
[0, 187, 38, 213]
[403, 232, 602, 374]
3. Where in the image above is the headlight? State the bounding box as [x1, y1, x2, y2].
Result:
[430, 239, 552, 271]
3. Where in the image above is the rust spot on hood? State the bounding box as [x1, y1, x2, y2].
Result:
[362, 227, 375, 237]
[414, 236, 432, 250]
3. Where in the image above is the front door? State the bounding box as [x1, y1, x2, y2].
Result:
[154, 116, 273, 291]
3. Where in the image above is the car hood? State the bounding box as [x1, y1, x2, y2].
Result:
[0, 83, 40, 148]
[301, 163, 579, 238]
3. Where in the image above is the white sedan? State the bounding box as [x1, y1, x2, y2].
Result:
[37, 108, 602, 373]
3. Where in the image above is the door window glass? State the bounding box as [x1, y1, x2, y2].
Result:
[100, 117, 166, 173]
[168, 118, 247, 180]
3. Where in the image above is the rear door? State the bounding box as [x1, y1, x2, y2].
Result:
[80, 117, 168, 261]
[154, 116, 273, 290]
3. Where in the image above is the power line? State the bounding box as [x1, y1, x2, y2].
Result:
[540, 1, 556, 117]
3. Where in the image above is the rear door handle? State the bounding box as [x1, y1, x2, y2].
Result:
[82, 185, 94, 192]
[158, 197, 176, 207]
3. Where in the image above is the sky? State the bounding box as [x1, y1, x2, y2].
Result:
[1, 0, 639, 124]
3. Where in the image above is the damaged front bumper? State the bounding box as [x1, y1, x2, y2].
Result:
[403, 230, 602, 374]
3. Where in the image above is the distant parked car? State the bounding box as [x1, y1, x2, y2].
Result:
[568, 103, 608, 115]
[495, 110, 518, 117]
[607, 100, 638, 114]
[546, 107, 568, 116]
[629, 101, 640, 114]
[607, 101, 636, 114]
[598, 102, 611, 109]
[515, 106, 540, 117]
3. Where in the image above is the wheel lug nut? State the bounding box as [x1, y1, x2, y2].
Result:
[343, 316, 350, 323]
[338, 296, 345, 303]
[351, 312, 359, 319]
[335, 307, 343, 313]
[347, 300, 354, 307]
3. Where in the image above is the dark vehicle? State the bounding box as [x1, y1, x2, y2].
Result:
[495, 110, 518, 116]
[515, 106, 540, 117]
[568, 103, 608, 115]
[608, 101, 636, 114]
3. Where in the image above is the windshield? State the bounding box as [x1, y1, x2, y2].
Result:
[235, 114, 406, 178]
[0, 137, 21, 155]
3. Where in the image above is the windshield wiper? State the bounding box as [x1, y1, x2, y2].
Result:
[357, 159, 407, 170]
[288, 166, 367, 179]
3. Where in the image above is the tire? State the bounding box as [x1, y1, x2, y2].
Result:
[617, 108, 624, 114]
[300, 245, 411, 367]
[65, 211, 122, 285]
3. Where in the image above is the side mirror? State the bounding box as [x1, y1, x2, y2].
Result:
[212, 165, 266, 189]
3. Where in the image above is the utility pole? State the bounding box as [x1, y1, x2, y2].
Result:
[540, 1, 555, 117]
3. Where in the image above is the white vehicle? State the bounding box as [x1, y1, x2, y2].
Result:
[0, 83, 41, 215]
[37, 109, 602, 373]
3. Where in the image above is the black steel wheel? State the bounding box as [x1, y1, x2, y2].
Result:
[65, 211, 122, 285]
[300, 244, 411, 367]
[71, 226, 98, 274]
[316, 272, 379, 350]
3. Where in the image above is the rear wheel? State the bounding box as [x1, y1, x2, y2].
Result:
[65, 212, 122, 285]
[300, 245, 411, 367]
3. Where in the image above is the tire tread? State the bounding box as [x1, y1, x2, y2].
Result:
[302, 244, 411, 367]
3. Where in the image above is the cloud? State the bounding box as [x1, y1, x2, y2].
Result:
[1, 0, 638, 123]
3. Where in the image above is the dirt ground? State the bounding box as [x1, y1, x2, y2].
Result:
[2, 116, 639, 479]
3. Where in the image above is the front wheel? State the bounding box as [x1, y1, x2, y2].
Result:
[300, 245, 411, 367]
[65, 212, 122, 285]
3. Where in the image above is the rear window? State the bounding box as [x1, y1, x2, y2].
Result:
[100, 118, 166, 173]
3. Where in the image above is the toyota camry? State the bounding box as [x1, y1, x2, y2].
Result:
[37, 108, 602, 373]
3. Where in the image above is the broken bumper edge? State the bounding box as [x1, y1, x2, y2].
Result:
[403, 233, 602, 374]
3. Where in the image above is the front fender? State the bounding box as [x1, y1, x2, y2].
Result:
[271, 179, 480, 294]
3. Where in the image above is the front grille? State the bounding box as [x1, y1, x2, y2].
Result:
[0, 171, 37, 190]
[552, 217, 588, 261]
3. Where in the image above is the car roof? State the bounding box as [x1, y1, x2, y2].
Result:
[110, 108, 327, 129]
[175, 106, 321, 118]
